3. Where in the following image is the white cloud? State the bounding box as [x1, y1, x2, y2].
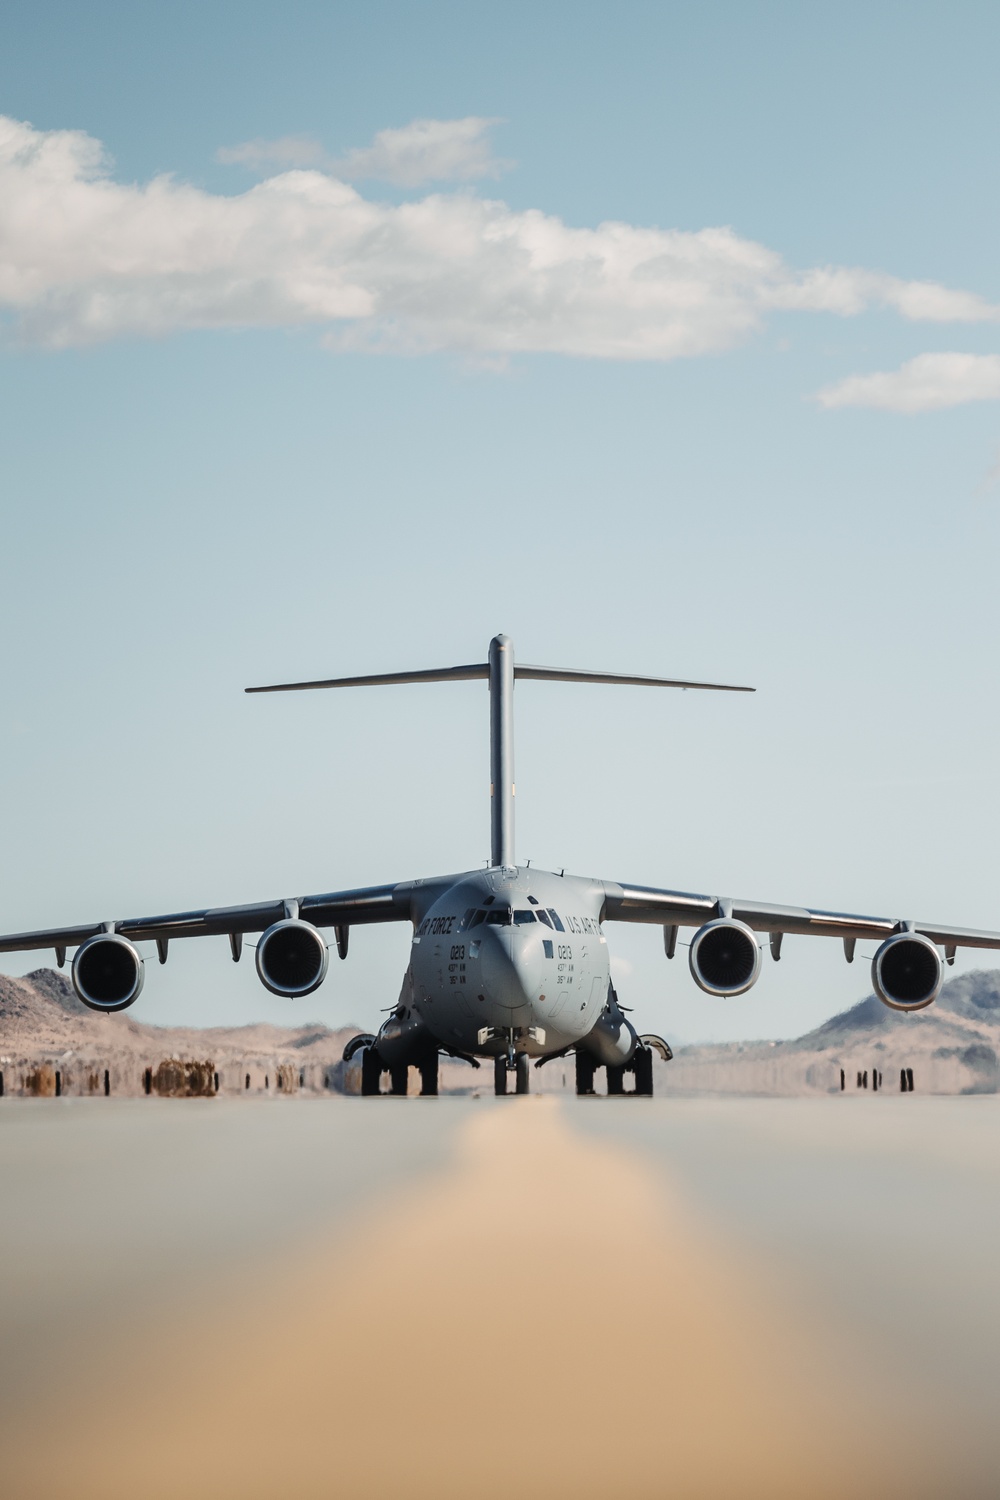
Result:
[817, 353, 1000, 412]
[216, 135, 327, 170]
[329, 116, 509, 186]
[1, 115, 998, 358]
[217, 116, 509, 186]
[776, 268, 997, 324]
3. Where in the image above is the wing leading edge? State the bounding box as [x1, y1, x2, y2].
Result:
[601, 881, 1000, 954]
[0, 880, 436, 961]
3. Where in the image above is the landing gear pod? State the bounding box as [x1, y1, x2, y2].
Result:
[871, 932, 942, 1011]
[255, 919, 329, 997]
[689, 918, 761, 997]
[72, 933, 145, 1012]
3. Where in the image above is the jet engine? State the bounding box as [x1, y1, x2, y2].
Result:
[871, 932, 942, 1011]
[255, 918, 329, 997]
[688, 918, 761, 997]
[72, 933, 145, 1012]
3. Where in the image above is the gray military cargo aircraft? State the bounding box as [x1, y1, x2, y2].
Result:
[4, 633, 1000, 1097]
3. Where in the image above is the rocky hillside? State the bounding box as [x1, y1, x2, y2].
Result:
[668, 968, 1000, 1095]
[0, 968, 366, 1097]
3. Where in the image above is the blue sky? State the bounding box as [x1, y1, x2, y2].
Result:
[2, 2, 1000, 1043]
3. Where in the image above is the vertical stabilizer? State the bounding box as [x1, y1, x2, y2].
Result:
[488, 635, 515, 868]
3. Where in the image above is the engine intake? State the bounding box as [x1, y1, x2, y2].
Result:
[689, 918, 761, 997]
[255, 919, 329, 997]
[871, 932, 942, 1011]
[72, 933, 145, 1012]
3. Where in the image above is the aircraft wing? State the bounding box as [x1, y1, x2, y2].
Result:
[0, 881, 422, 962]
[600, 880, 1000, 955]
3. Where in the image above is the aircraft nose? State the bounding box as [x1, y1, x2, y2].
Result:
[478, 924, 538, 1011]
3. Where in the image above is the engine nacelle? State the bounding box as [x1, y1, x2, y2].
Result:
[255, 918, 329, 997]
[689, 918, 761, 997]
[871, 932, 942, 1011]
[72, 933, 145, 1012]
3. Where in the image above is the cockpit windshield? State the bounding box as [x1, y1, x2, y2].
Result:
[513, 910, 536, 925]
[486, 907, 513, 926]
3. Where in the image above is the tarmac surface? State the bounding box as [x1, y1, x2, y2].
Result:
[2, 1094, 999, 1497]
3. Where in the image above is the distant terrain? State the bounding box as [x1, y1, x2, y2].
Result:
[0, 967, 357, 1097]
[2, 966, 999, 1096]
[667, 968, 1000, 1096]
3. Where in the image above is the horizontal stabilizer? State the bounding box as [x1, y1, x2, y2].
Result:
[246, 663, 489, 693]
[513, 665, 754, 692]
[247, 662, 754, 695]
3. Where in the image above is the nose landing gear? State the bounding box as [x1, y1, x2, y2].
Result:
[494, 1051, 530, 1095]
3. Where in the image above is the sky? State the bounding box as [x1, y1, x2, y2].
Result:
[2, 1, 1000, 1044]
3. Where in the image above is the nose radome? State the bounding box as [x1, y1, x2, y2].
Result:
[478, 924, 539, 1011]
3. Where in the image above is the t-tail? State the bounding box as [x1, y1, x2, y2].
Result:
[246, 634, 754, 868]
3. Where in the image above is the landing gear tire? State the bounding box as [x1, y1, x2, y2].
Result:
[575, 1049, 596, 1096]
[494, 1056, 508, 1096]
[419, 1053, 439, 1097]
[515, 1053, 530, 1095]
[361, 1046, 384, 1097]
[606, 1064, 626, 1095]
[389, 1064, 409, 1096]
[633, 1045, 654, 1097]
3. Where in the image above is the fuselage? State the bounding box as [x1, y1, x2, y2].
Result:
[403, 866, 611, 1060]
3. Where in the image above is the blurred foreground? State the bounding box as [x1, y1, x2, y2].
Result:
[1, 1096, 999, 1498]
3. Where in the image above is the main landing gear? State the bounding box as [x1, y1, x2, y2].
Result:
[361, 1045, 384, 1096]
[575, 1038, 665, 1097]
[494, 1052, 530, 1096]
[346, 1038, 440, 1097]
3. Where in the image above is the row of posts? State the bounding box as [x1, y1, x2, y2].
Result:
[1, 1063, 920, 1100]
[0, 1068, 110, 1098]
[840, 1067, 914, 1092]
[0, 1067, 307, 1098]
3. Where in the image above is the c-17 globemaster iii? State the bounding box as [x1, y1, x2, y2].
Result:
[4, 633, 1000, 1097]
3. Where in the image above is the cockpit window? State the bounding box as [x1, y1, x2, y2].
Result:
[527, 895, 539, 906]
[536, 910, 553, 929]
[487, 907, 513, 926]
[482, 895, 496, 906]
[513, 909, 536, 925]
[547, 910, 565, 932]
[468, 909, 487, 928]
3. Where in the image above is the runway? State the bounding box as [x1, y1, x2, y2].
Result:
[2, 1095, 998, 1497]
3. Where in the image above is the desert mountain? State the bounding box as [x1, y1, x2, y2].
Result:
[668, 967, 1000, 1095]
[0, 968, 359, 1096]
